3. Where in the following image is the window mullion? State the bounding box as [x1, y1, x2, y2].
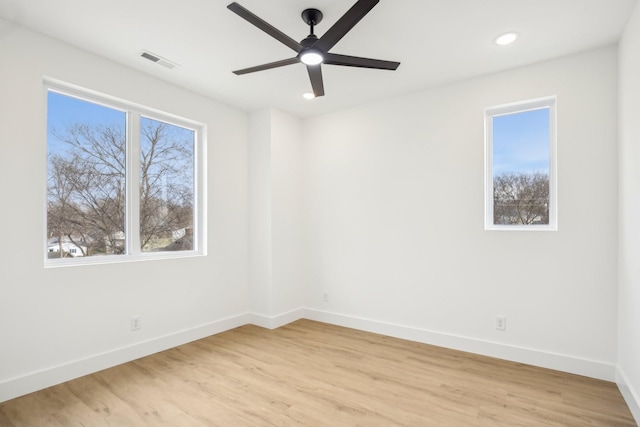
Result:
[127, 111, 141, 255]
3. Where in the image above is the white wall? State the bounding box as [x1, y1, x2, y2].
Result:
[0, 15, 631, 408]
[618, 1, 640, 420]
[248, 110, 273, 317]
[302, 46, 620, 380]
[0, 22, 250, 401]
[248, 109, 305, 327]
[270, 110, 305, 317]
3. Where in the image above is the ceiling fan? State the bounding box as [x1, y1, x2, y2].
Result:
[227, 0, 400, 97]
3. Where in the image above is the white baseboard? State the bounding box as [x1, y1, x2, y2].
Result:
[616, 367, 640, 424]
[304, 308, 617, 382]
[0, 308, 620, 405]
[0, 313, 250, 403]
[249, 308, 306, 329]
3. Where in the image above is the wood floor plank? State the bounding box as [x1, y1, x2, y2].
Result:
[0, 319, 636, 426]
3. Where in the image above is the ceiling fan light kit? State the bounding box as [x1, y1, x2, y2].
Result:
[227, 0, 400, 97]
[300, 49, 323, 65]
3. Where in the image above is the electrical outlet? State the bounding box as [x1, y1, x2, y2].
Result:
[495, 315, 506, 331]
[131, 315, 142, 331]
[323, 292, 329, 302]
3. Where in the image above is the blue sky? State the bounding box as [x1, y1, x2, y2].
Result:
[47, 90, 125, 155]
[47, 91, 194, 154]
[492, 107, 550, 176]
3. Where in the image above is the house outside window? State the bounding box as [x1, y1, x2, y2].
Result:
[484, 97, 557, 230]
[45, 80, 206, 266]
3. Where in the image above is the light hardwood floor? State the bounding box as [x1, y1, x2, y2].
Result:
[0, 319, 635, 426]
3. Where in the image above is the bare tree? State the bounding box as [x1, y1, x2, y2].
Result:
[47, 119, 193, 256]
[139, 119, 193, 250]
[493, 172, 549, 225]
[47, 156, 82, 257]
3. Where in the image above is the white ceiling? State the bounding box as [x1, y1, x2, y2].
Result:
[0, 0, 636, 118]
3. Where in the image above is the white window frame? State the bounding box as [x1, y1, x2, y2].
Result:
[484, 96, 557, 231]
[44, 78, 207, 267]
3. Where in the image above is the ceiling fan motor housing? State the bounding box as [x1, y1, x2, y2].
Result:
[301, 34, 319, 48]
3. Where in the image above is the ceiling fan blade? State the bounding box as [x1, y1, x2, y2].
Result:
[314, 0, 379, 53]
[227, 2, 302, 53]
[233, 57, 300, 75]
[324, 53, 400, 70]
[307, 65, 325, 97]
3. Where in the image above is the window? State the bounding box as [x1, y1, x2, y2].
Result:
[45, 80, 205, 265]
[485, 97, 556, 230]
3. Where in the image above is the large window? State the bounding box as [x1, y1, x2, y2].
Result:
[45, 81, 205, 265]
[485, 97, 556, 230]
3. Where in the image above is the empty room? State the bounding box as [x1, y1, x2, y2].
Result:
[1, 0, 639, 425]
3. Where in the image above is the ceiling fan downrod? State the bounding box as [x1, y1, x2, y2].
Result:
[301, 8, 323, 35]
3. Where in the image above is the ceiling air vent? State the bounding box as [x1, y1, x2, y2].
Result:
[138, 50, 179, 70]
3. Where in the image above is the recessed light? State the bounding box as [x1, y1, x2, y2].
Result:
[302, 92, 315, 100]
[494, 32, 519, 46]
